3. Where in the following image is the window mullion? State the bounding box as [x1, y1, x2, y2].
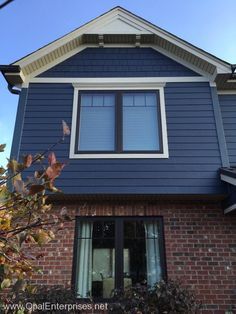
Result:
[115, 218, 124, 290]
[116, 92, 123, 153]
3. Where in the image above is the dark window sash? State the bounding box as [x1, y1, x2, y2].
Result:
[71, 216, 167, 300]
[75, 90, 163, 154]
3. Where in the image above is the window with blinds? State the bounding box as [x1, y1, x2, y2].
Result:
[76, 90, 162, 153]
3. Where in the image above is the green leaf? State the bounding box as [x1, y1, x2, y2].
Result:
[1, 278, 11, 289]
[7, 159, 20, 173]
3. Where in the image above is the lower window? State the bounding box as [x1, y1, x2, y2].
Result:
[73, 217, 166, 299]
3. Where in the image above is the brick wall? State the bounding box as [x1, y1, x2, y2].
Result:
[30, 199, 236, 313]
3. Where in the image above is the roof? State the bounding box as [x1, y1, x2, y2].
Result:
[1, 6, 235, 89]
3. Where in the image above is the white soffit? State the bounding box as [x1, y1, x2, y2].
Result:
[11, 6, 231, 83]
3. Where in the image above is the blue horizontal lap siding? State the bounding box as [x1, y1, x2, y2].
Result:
[219, 94, 236, 165]
[38, 48, 199, 77]
[19, 82, 224, 195]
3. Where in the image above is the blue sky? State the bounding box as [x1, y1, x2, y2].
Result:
[0, 0, 236, 166]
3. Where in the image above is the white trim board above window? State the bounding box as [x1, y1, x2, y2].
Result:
[69, 80, 169, 159]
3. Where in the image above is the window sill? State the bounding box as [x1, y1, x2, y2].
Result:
[69, 152, 169, 159]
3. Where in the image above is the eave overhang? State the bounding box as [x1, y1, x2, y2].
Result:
[0, 65, 24, 86]
[1, 7, 234, 90]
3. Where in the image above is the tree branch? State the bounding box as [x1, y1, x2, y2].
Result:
[0, 0, 14, 10]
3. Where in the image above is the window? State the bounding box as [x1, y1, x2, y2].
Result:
[72, 217, 166, 299]
[70, 83, 168, 159]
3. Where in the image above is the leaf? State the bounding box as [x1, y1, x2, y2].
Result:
[12, 279, 26, 293]
[23, 154, 33, 168]
[7, 159, 19, 173]
[29, 184, 45, 195]
[0, 144, 6, 152]
[60, 206, 68, 216]
[0, 167, 5, 175]
[1, 278, 11, 289]
[14, 179, 25, 194]
[18, 232, 26, 247]
[45, 162, 65, 181]
[62, 120, 70, 137]
[60, 207, 71, 221]
[48, 152, 56, 166]
[33, 230, 51, 246]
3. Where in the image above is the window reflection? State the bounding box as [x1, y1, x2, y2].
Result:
[76, 219, 163, 299]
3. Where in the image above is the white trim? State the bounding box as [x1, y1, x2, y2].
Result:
[209, 82, 217, 87]
[72, 82, 166, 90]
[217, 90, 236, 95]
[227, 79, 236, 83]
[220, 174, 236, 186]
[27, 76, 210, 87]
[69, 80, 169, 159]
[69, 88, 79, 159]
[25, 45, 88, 81]
[13, 7, 231, 75]
[21, 43, 215, 83]
[224, 203, 236, 214]
[150, 45, 215, 79]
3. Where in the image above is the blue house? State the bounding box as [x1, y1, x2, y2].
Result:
[1, 7, 236, 312]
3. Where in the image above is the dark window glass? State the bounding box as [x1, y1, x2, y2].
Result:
[76, 91, 162, 153]
[78, 94, 115, 151]
[122, 92, 160, 151]
[74, 218, 165, 299]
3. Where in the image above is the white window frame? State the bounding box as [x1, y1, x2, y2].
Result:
[69, 78, 169, 159]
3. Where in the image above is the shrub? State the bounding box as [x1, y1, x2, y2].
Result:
[2, 286, 80, 314]
[109, 280, 201, 314]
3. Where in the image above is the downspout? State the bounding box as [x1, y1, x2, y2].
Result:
[8, 83, 21, 95]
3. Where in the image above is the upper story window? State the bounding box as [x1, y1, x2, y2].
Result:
[70, 81, 169, 159]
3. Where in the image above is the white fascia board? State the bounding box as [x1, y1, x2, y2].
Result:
[117, 9, 231, 74]
[224, 203, 236, 214]
[25, 45, 89, 81]
[220, 174, 236, 186]
[26, 77, 210, 87]
[13, 7, 231, 75]
[218, 90, 236, 95]
[13, 10, 120, 67]
[69, 80, 169, 159]
[149, 45, 214, 79]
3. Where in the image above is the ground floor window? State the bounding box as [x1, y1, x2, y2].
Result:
[73, 217, 166, 299]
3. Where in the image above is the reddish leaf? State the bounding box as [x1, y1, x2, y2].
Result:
[48, 152, 56, 166]
[23, 154, 33, 168]
[36, 253, 44, 259]
[29, 184, 45, 195]
[45, 162, 65, 181]
[62, 120, 70, 137]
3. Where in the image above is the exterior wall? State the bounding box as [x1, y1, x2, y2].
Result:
[30, 200, 236, 313]
[19, 81, 225, 195]
[38, 48, 200, 77]
[219, 94, 236, 166]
